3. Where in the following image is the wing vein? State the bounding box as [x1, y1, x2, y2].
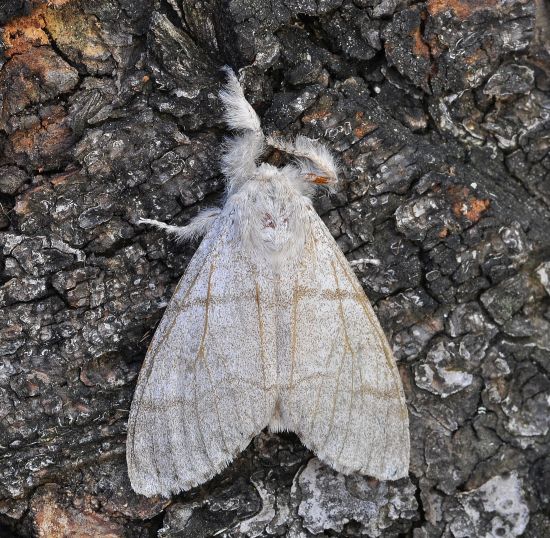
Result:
[332, 272, 357, 459]
[319, 261, 349, 450]
[288, 285, 299, 391]
[255, 282, 269, 423]
[306, 337, 338, 437]
[331, 232, 406, 415]
[128, 258, 208, 473]
[331, 232, 409, 454]
[192, 261, 223, 470]
[331, 261, 356, 461]
[304, 230, 334, 439]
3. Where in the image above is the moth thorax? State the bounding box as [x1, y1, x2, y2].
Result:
[237, 198, 304, 265]
[248, 208, 305, 263]
[232, 177, 307, 264]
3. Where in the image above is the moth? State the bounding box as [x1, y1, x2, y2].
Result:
[127, 67, 410, 497]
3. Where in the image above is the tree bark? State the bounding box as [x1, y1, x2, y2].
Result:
[0, 0, 549, 536]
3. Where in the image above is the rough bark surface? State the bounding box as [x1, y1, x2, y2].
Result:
[0, 0, 549, 536]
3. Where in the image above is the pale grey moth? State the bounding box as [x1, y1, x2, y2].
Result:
[126, 67, 410, 497]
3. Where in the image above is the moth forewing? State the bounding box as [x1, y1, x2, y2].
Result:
[273, 210, 410, 479]
[126, 216, 277, 497]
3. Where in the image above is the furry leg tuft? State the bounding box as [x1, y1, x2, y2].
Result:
[219, 66, 265, 193]
[219, 66, 262, 133]
[138, 208, 221, 243]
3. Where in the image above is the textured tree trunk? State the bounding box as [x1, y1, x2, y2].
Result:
[0, 0, 549, 536]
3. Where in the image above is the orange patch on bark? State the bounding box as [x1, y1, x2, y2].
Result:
[448, 185, 490, 222]
[43, 5, 109, 65]
[0, 47, 78, 124]
[302, 108, 331, 124]
[32, 486, 123, 538]
[14, 184, 51, 216]
[3, 6, 49, 57]
[410, 27, 430, 59]
[461, 198, 490, 221]
[354, 121, 377, 139]
[464, 49, 486, 65]
[353, 111, 377, 138]
[427, 0, 498, 19]
[3, 1, 108, 70]
[9, 107, 72, 160]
